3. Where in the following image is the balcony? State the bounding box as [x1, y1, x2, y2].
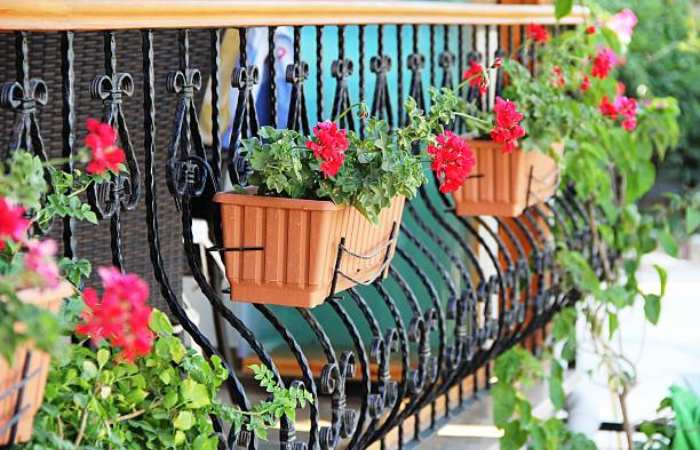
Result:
[0, 2, 613, 450]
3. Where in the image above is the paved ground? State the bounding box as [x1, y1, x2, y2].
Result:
[421, 253, 700, 450]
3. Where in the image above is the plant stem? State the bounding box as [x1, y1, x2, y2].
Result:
[74, 403, 90, 447]
[619, 387, 634, 450]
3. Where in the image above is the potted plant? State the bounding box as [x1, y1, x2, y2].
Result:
[447, 25, 564, 217]
[215, 102, 478, 308]
[0, 119, 126, 445]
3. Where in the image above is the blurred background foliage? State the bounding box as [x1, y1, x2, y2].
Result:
[594, 0, 700, 189]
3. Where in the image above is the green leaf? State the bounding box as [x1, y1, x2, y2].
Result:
[492, 382, 516, 427]
[181, 379, 211, 409]
[554, 0, 573, 20]
[608, 312, 619, 340]
[686, 207, 700, 234]
[654, 265, 668, 297]
[644, 294, 662, 325]
[149, 310, 174, 336]
[97, 348, 110, 369]
[173, 411, 195, 431]
[549, 362, 565, 410]
[658, 229, 679, 257]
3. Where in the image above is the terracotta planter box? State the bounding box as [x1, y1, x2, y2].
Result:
[213, 193, 405, 308]
[450, 140, 561, 217]
[0, 282, 72, 445]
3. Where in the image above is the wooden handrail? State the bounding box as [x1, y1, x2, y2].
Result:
[0, 0, 586, 32]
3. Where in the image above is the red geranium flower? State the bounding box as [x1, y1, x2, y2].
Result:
[591, 48, 617, 79]
[0, 197, 29, 249]
[85, 118, 125, 175]
[599, 95, 638, 131]
[586, 25, 597, 35]
[599, 96, 618, 119]
[614, 95, 638, 131]
[490, 97, 526, 154]
[463, 61, 488, 96]
[76, 267, 154, 362]
[306, 121, 349, 178]
[427, 131, 476, 193]
[580, 75, 591, 92]
[526, 24, 550, 43]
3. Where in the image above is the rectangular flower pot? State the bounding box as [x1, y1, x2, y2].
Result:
[450, 140, 561, 217]
[0, 281, 72, 445]
[213, 193, 405, 308]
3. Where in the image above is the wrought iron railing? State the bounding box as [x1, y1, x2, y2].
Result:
[0, 2, 599, 449]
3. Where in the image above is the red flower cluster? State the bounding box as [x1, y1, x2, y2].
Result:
[580, 75, 591, 92]
[0, 197, 28, 249]
[615, 96, 638, 131]
[427, 131, 476, 193]
[591, 48, 617, 80]
[463, 61, 488, 95]
[526, 24, 550, 43]
[85, 118, 125, 175]
[491, 97, 526, 154]
[76, 267, 154, 362]
[599, 95, 638, 131]
[306, 121, 350, 178]
[586, 25, 597, 35]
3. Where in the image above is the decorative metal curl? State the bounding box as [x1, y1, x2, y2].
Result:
[370, 55, 393, 123]
[368, 328, 400, 418]
[320, 352, 358, 450]
[228, 64, 260, 186]
[0, 32, 49, 160]
[439, 50, 455, 89]
[406, 308, 439, 394]
[286, 61, 310, 134]
[88, 33, 141, 221]
[165, 31, 213, 206]
[330, 58, 355, 130]
[406, 52, 426, 119]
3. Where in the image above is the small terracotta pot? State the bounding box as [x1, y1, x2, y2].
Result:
[213, 193, 405, 308]
[450, 140, 561, 217]
[0, 281, 72, 445]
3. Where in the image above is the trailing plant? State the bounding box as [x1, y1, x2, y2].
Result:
[22, 308, 312, 450]
[239, 98, 488, 223]
[0, 119, 126, 363]
[480, 5, 699, 450]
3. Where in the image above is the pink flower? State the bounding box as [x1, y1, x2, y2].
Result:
[606, 8, 637, 44]
[599, 95, 638, 131]
[85, 118, 125, 175]
[490, 97, 526, 154]
[427, 131, 476, 193]
[306, 121, 349, 178]
[463, 61, 488, 96]
[0, 197, 29, 249]
[552, 66, 565, 88]
[25, 239, 60, 288]
[614, 95, 638, 131]
[76, 267, 153, 362]
[526, 24, 550, 43]
[591, 48, 618, 80]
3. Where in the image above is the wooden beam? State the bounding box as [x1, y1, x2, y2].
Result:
[0, 0, 586, 31]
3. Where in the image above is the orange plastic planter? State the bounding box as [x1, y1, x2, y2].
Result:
[214, 193, 405, 308]
[0, 281, 72, 445]
[450, 140, 561, 217]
